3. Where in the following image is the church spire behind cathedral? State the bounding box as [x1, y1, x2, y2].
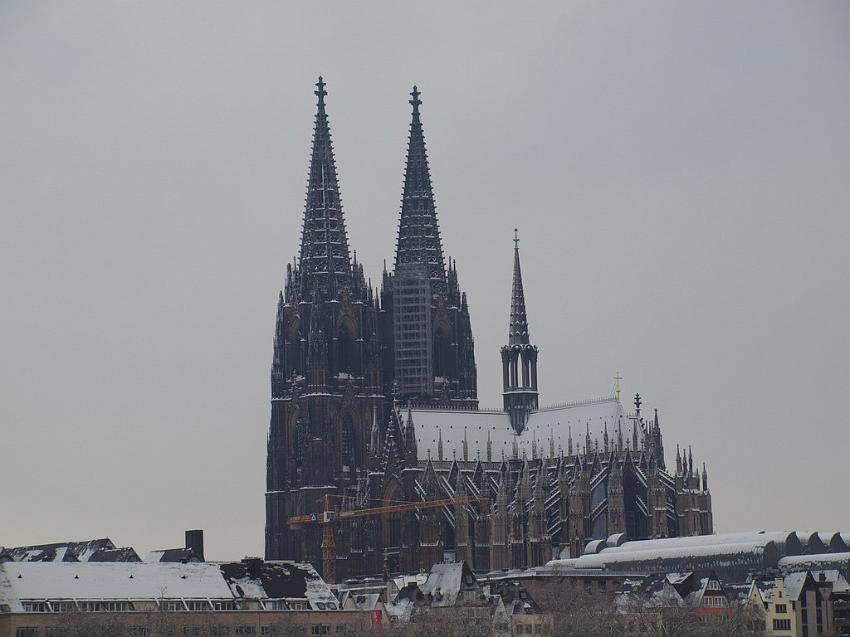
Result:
[298, 77, 353, 294]
[394, 86, 446, 295]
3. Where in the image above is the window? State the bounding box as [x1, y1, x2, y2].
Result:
[127, 628, 148, 637]
[50, 602, 73, 613]
[772, 618, 792, 631]
[73, 600, 134, 612]
[213, 600, 236, 611]
[310, 626, 331, 636]
[775, 603, 787, 613]
[23, 601, 48, 612]
[185, 600, 211, 611]
[433, 327, 451, 378]
[16, 629, 38, 637]
[340, 415, 355, 470]
[336, 325, 356, 376]
[235, 628, 257, 636]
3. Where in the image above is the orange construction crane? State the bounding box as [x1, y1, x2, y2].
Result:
[288, 493, 488, 584]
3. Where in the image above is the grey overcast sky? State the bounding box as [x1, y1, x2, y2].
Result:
[1, 1, 848, 560]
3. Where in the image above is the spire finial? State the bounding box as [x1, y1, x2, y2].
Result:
[410, 85, 422, 115]
[315, 76, 327, 107]
[513, 228, 520, 250]
[614, 370, 623, 401]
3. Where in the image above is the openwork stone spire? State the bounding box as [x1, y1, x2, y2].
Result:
[394, 86, 447, 295]
[509, 229, 530, 345]
[502, 229, 539, 433]
[299, 77, 353, 294]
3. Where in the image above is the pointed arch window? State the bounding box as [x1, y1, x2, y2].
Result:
[336, 324, 356, 376]
[341, 415, 355, 469]
[433, 326, 452, 379]
[294, 422, 305, 467]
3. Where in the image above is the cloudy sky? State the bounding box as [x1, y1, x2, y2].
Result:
[1, 1, 848, 560]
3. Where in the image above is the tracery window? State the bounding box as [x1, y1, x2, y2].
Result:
[337, 324, 356, 376]
[341, 415, 355, 468]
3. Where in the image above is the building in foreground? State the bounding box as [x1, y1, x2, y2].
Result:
[264, 78, 715, 580]
[0, 555, 554, 637]
[385, 561, 552, 636]
[750, 572, 837, 637]
[0, 558, 372, 637]
[542, 530, 850, 583]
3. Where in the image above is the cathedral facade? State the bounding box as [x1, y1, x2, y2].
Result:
[265, 79, 713, 580]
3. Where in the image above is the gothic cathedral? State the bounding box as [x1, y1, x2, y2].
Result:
[265, 79, 713, 580]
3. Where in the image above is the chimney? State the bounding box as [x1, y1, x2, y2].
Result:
[242, 556, 263, 578]
[185, 529, 205, 562]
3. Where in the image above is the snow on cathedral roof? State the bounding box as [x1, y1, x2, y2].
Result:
[410, 396, 634, 462]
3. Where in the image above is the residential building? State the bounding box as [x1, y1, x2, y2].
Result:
[749, 571, 835, 636]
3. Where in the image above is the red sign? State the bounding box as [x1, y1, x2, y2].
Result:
[371, 609, 383, 637]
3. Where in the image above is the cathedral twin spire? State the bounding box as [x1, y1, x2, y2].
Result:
[298, 77, 353, 295]
[298, 79, 450, 298]
[394, 86, 448, 295]
[289, 78, 476, 403]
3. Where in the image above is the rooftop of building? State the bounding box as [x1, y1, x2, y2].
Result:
[0, 558, 339, 614]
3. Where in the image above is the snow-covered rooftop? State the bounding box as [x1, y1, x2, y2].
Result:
[411, 396, 635, 462]
[0, 559, 337, 613]
[0, 562, 233, 611]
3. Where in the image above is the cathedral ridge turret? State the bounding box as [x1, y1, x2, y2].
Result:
[502, 230, 539, 433]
